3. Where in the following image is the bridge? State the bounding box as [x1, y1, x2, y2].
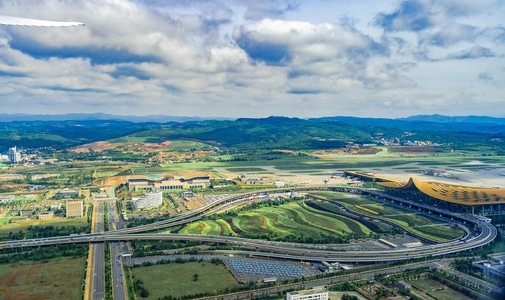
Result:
[0, 185, 498, 263]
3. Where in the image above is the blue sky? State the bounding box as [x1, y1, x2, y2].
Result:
[0, 0, 504, 118]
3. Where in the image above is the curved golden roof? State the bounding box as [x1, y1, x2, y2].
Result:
[378, 178, 505, 206]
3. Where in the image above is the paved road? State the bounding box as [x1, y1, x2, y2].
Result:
[108, 201, 128, 300]
[92, 202, 105, 300]
[0, 187, 499, 299]
[0, 187, 498, 264]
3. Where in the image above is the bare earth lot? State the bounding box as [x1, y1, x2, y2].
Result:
[0, 258, 85, 300]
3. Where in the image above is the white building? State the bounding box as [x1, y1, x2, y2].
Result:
[286, 288, 328, 300]
[8, 146, 21, 163]
[132, 189, 163, 210]
[0, 195, 15, 203]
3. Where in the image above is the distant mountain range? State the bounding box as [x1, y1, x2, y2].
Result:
[399, 114, 505, 125]
[311, 115, 505, 134]
[0, 114, 503, 153]
[0, 113, 230, 123]
[1, 113, 504, 125]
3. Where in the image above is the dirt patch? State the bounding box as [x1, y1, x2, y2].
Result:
[71, 140, 173, 153]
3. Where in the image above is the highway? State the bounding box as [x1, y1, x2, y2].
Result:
[91, 202, 105, 300]
[107, 201, 128, 300]
[0, 186, 498, 264]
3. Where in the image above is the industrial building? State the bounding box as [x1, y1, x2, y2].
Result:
[286, 288, 328, 300]
[127, 174, 210, 191]
[132, 189, 163, 210]
[66, 200, 83, 218]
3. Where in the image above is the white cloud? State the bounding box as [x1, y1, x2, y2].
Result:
[0, 0, 503, 118]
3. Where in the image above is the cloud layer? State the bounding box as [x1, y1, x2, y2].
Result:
[0, 0, 503, 118]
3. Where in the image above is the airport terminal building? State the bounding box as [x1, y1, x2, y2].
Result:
[127, 174, 210, 191]
[344, 171, 505, 216]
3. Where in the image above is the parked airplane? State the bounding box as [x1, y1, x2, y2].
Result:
[0, 15, 84, 27]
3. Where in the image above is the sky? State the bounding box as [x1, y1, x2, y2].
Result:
[0, 0, 504, 119]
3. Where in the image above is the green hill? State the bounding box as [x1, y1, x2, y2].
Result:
[0, 116, 503, 153]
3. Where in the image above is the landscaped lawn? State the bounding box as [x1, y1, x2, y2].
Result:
[310, 192, 463, 242]
[179, 200, 372, 240]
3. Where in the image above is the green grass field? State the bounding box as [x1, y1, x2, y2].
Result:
[410, 278, 444, 291]
[428, 288, 472, 300]
[180, 200, 372, 240]
[309, 192, 463, 242]
[131, 262, 241, 299]
[0, 217, 88, 240]
[225, 167, 268, 172]
[410, 278, 471, 300]
[306, 200, 392, 232]
[0, 258, 85, 300]
[180, 190, 463, 242]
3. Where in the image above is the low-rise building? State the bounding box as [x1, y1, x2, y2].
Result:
[20, 209, 34, 217]
[286, 288, 328, 300]
[473, 260, 505, 280]
[39, 211, 54, 220]
[395, 280, 411, 291]
[0, 195, 15, 203]
[318, 261, 340, 272]
[56, 189, 80, 198]
[127, 174, 210, 191]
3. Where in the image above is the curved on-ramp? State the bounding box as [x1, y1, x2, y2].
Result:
[0, 186, 498, 263]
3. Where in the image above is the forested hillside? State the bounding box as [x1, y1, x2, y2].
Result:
[0, 115, 503, 152]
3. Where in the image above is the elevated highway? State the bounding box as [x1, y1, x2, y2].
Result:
[0, 186, 498, 263]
